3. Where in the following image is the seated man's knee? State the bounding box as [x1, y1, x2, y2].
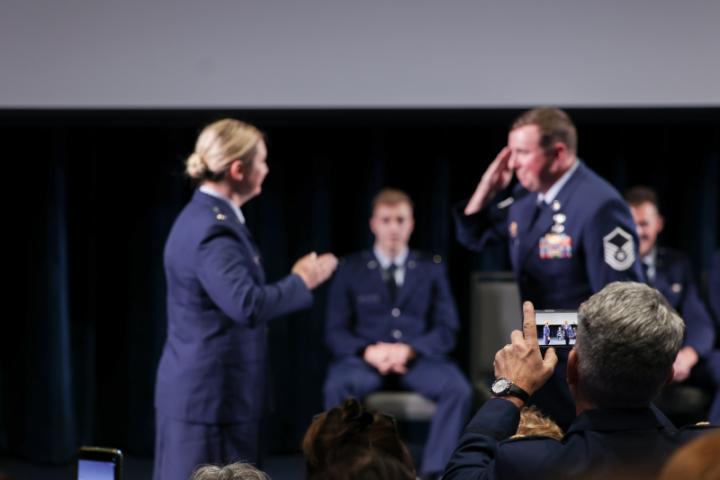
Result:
[443, 375, 473, 403]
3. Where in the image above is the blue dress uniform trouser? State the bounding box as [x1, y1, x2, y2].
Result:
[323, 356, 473, 476]
[153, 412, 259, 480]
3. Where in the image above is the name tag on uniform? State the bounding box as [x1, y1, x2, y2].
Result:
[539, 233, 573, 259]
[356, 293, 381, 304]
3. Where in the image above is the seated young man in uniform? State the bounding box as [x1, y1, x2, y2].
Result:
[444, 282, 717, 480]
[626, 186, 720, 423]
[323, 188, 472, 480]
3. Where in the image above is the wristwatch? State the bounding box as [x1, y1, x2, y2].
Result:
[491, 377, 530, 402]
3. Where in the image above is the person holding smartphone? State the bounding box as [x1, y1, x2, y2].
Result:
[454, 107, 644, 428]
[154, 119, 337, 480]
[444, 282, 717, 480]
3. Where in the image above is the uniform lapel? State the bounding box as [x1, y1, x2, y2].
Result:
[651, 251, 670, 294]
[508, 189, 534, 271]
[395, 251, 419, 307]
[363, 251, 391, 304]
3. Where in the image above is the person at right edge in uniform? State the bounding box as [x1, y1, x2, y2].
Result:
[626, 185, 720, 424]
[453, 107, 644, 429]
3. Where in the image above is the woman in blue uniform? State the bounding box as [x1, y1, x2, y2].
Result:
[154, 119, 337, 480]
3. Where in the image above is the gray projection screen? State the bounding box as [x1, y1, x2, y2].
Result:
[1, 0, 719, 108]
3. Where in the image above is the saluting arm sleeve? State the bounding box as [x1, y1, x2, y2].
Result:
[453, 199, 509, 252]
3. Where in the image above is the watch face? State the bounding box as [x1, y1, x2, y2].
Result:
[492, 378, 511, 395]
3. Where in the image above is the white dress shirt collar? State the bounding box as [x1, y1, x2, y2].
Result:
[199, 185, 245, 224]
[373, 247, 409, 269]
[537, 160, 580, 205]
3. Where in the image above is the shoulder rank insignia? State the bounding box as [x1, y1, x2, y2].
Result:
[603, 227, 635, 271]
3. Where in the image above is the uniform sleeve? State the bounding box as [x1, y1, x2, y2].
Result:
[453, 198, 509, 252]
[583, 198, 645, 292]
[196, 231, 312, 327]
[442, 399, 521, 480]
[676, 259, 716, 357]
[325, 262, 371, 357]
[407, 262, 460, 356]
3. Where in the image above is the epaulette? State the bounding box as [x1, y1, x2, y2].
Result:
[211, 206, 227, 221]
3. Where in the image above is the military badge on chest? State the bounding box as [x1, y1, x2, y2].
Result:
[538, 208, 573, 259]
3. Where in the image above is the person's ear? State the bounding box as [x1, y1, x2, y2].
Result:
[657, 213, 665, 234]
[567, 347, 579, 387]
[228, 159, 245, 182]
[549, 142, 568, 170]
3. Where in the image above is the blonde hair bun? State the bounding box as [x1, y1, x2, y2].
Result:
[185, 119, 263, 182]
[185, 152, 208, 179]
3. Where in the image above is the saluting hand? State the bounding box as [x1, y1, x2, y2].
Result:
[493, 302, 558, 402]
[465, 146, 513, 215]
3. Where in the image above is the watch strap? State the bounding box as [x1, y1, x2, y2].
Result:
[506, 383, 530, 402]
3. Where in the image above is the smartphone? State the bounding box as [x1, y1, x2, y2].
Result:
[77, 446, 123, 480]
[535, 310, 578, 348]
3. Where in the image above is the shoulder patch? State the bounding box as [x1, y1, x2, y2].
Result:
[603, 227, 635, 271]
[433, 254, 442, 264]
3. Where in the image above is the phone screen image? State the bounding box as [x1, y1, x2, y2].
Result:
[78, 459, 117, 480]
[535, 310, 578, 347]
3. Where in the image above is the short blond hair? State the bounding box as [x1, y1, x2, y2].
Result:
[185, 119, 263, 182]
[371, 188, 414, 212]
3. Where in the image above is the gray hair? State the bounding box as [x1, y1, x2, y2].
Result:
[190, 463, 270, 480]
[575, 282, 684, 407]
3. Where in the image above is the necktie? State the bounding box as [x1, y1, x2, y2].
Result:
[642, 262, 654, 283]
[385, 264, 398, 303]
[528, 201, 546, 231]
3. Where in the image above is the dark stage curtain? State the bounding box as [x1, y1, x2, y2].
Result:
[1, 109, 718, 462]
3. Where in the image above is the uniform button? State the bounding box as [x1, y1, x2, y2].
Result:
[391, 308, 401, 318]
[392, 329, 402, 340]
